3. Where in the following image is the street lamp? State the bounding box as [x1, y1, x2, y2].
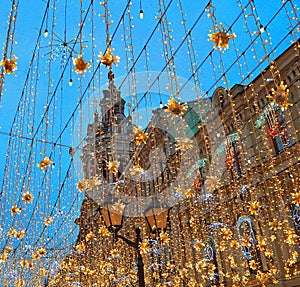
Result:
[99, 201, 170, 287]
[100, 202, 123, 233]
[144, 206, 170, 233]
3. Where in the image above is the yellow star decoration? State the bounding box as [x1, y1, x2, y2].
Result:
[166, 98, 187, 116]
[11, 205, 21, 215]
[133, 126, 148, 145]
[195, 259, 207, 272]
[85, 231, 95, 242]
[175, 137, 193, 151]
[108, 161, 119, 174]
[249, 200, 260, 215]
[208, 23, 235, 50]
[139, 240, 150, 255]
[22, 191, 34, 203]
[37, 156, 52, 172]
[77, 180, 89, 192]
[230, 239, 240, 249]
[8, 227, 17, 237]
[194, 239, 204, 251]
[110, 200, 125, 214]
[98, 226, 111, 237]
[99, 48, 120, 67]
[75, 242, 86, 252]
[16, 230, 25, 239]
[257, 236, 267, 251]
[15, 279, 25, 287]
[184, 188, 193, 198]
[31, 252, 40, 260]
[129, 164, 144, 177]
[291, 191, 300, 206]
[0, 57, 18, 74]
[267, 81, 292, 110]
[0, 247, 12, 263]
[37, 247, 47, 257]
[20, 260, 33, 268]
[73, 54, 90, 75]
[44, 217, 52, 226]
[219, 227, 232, 240]
[269, 219, 283, 231]
[160, 231, 170, 245]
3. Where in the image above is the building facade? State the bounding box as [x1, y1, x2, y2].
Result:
[50, 41, 300, 287]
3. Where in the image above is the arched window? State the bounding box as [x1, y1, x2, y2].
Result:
[204, 236, 220, 286]
[237, 216, 263, 274]
[264, 103, 292, 154]
[289, 204, 300, 236]
[225, 133, 242, 178]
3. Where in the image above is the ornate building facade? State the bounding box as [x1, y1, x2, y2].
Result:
[50, 41, 299, 287]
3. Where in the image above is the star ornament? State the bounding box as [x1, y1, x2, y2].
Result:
[266, 81, 292, 110]
[133, 127, 148, 145]
[249, 200, 260, 215]
[37, 157, 52, 172]
[73, 54, 90, 75]
[99, 48, 120, 67]
[291, 191, 300, 206]
[22, 192, 34, 203]
[160, 231, 170, 244]
[139, 240, 150, 255]
[77, 180, 89, 192]
[110, 201, 125, 214]
[11, 205, 21, 216]
[208, 24, 235, 50]
[0, 57, 18, 74]
[166, 98, 187, 116]
[175, 137, 193, 151]
[108, 161, 119, 174]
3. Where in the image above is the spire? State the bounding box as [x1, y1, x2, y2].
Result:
[100, 71, 126, 123]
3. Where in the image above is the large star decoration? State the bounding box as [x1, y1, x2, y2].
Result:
[73, 54, 90, 75]
[0, 57, 18, 74]
[133, 127, 148, 145]
[266, 81, 292, 110]
[99, 47, 120, 67]
[166, 98, 187, 116]
[208, 23, 235, 50]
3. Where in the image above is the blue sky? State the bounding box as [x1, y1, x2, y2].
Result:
[0, 0, 299, 280]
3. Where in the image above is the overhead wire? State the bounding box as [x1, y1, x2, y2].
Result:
[19, 1, 293, 247]
[2, 0, 298, 270]
[7, 0, 134, 259]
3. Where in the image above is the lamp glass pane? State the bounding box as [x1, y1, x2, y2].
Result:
[145, 208, 168, 230]
[101, 208, 111, 229]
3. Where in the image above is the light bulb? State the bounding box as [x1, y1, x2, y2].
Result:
[69, 79, 73, 87]
[139, 9, 144, 20]
[259, 24, 265, 33]
[44, 29, 48, 38]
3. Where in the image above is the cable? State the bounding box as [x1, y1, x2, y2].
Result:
[0, 130, 72, 150]
[5, 0, 133, 257]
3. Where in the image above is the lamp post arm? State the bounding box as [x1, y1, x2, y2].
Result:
[116, 234, 137, 249]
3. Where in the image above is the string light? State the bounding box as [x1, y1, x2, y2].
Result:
[139, 0, 144, 19]
[0, 1, 299, 286]
[259, 24, 265, 33]
[43, 28, 48, 37]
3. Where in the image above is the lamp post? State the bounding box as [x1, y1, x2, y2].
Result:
[99, 202, 170, 287]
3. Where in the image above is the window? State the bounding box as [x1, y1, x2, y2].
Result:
[289, 204, 300, 236]
[225, 133, 242, 178]
[265, 105, 292, 154]
[237, 216, 263, 274]
[204, 237, 220, 286]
